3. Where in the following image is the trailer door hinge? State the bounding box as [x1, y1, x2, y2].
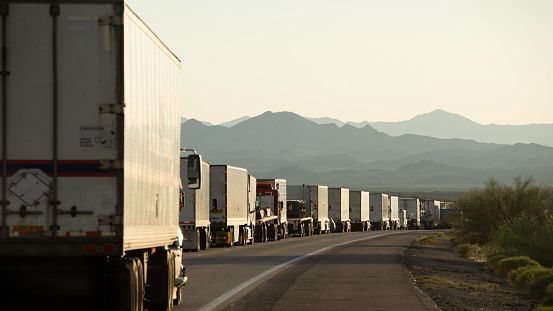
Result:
[99, 215, 123, 226]
[99, 160, 122, 170]
[99, 103, 124, 114]
[99, 16, 123, 26]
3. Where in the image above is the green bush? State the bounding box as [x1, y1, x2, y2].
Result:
[507, 265, 542, 286]
[488, 214, 553, 267]
[534, 306, 553, 311]
[453, 176, 553, 245]
[487, 254, 507, 270]
[455, 244, 471, 257]
[496, 256, 541, 277]
[436, 232, 447, 238]
[543, 295, 553, 307]
[528, 274, 553, 299]
[513, 267, 552, 289]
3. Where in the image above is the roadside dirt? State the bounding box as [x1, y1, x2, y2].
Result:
[403, 234, 540, 311]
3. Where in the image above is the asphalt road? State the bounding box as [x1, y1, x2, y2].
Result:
[176, 230, 440, 311]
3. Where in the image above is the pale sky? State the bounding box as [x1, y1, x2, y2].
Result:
[128, 0, 553, 125]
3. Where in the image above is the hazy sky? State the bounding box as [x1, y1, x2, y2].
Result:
[128, 0, 553, 125]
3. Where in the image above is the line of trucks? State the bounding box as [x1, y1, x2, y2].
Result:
[179, 158, 441, 252]
[0, 1, 443, 310]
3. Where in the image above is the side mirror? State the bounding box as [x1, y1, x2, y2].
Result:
[187, 154, 202, 189]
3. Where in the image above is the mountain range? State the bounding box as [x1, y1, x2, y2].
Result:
[180, 111, 553, 192]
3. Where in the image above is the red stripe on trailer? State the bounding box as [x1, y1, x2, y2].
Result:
[86, 232, 101, 236]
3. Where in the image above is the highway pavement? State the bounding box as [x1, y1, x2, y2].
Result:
[176, 230, 440, 311]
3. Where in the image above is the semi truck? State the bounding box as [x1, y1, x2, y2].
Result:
[399, 209, 408, 230]
[0, 1, 188, 309]
[399, 198, 421, 229]
[287, 185, 330, 235]
[328, 188, 350, 233]
[255, 181, 280, 241]
[427, 200, 441, 227]
[210, 165, 253, 246]
[256, 178, 288, 240]
[390, 195, 399, 230]
[369, 193, 391, 230]
[180, 156, 211, 251]
[349, 190, 371, 231]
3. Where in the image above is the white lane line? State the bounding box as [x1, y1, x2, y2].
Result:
[197, 233, 391, 311]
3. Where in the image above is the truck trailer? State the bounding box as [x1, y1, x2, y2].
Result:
[369, 193, 391, 230]
[256, 178, 288, 240]
[0, 1, 187, 309]
[399, 198, 420, 230]
[210, 165, 253, 246]
[389, 195, 399, 230]
[287, 185, 329, 234]
[328, 188, 350, 233]
[180, 157, 211, 251]
[255, 181, 281, 241]
[427, 200, 441, 227]
[349, 191, 370, 231]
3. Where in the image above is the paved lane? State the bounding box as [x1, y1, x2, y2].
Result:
[176, 230, 439, 311]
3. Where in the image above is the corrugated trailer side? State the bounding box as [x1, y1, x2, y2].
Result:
[180, 158, 211, 251]
[210, 165, 248, 246]
[0, 0, 180, 257]
[328, 188, 350, 232]
[349, 191, 370, 231]
[0, 2, 186, 308]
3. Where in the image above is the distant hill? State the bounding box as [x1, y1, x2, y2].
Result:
[219, 116, 251, 127]
[180, 111, 553, 190]
[305, 109, 553, 147]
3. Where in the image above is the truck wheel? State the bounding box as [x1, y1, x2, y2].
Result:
[145, 250, 174, 311]
[262, 225, 267, 243]
[193, 229, 200, 252]
[200, 229, 209, 250]
[173, 287, 182, 306]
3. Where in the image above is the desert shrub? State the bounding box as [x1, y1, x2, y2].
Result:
[417, 234, 437, 245]
[511, 267, 552, 289]
[488, 214, 553, 267]
[436, 232, 447, 238]
[508, 265, 541, 286]
[453, 243, 486, 261]
[487, 254, 507, 270]
[453, 176, 553, 245]
[534, 306, 553, 311]
[528, 274, 553, 299]
[496, 256, 541, 277]
[455, 244, 471, 257]
[543, 295, 553, 307]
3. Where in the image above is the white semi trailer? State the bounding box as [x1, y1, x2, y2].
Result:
[287, 185, 329, 235]
[210, 165, 253, 246]
[390, 195, 399, 230]
[369, 193, 391, 230]
[399, 198, 421, 229]
[427, 200, 441, 227]
[329, 188, 350, 233]
[180, 157, 211, 251]
[0, 1, 187, 309]
[349, 191, 370, 231]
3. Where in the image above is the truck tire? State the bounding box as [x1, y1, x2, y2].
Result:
[145, 250, 175, 311]
[262, 225, 267, 243]
[173, 287, 182, 306]
[105, 258, 144, 311]
[200, 229, 209, 250]
[193, 229, 200, 252]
